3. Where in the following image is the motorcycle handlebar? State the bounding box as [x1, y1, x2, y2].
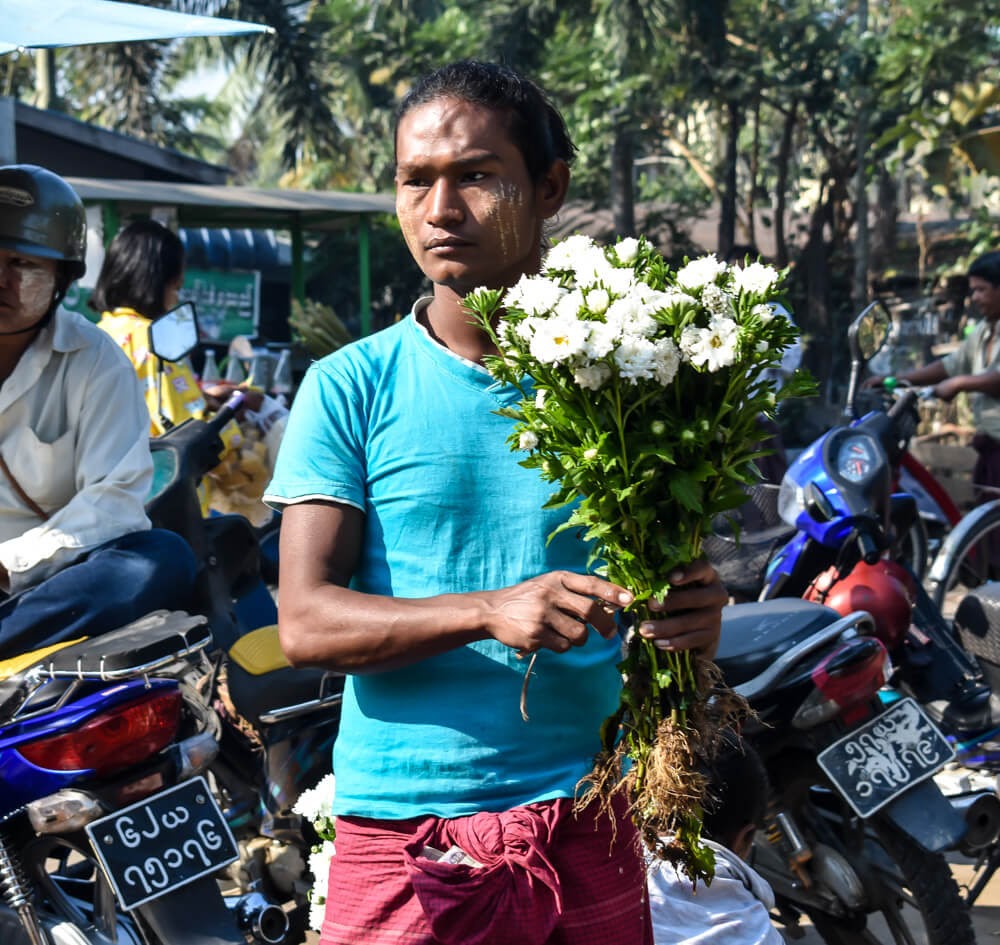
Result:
[886, 386, 918, 421]
[206, 391, 246, 434]
[857, 530, 881, 564]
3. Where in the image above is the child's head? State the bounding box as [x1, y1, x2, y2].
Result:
[702, 733, 770, 860]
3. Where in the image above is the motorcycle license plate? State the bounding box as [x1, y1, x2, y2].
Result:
[817, 698, 955, 819]
[85, 776, 238, 911]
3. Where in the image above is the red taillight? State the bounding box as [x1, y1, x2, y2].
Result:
[792, 638, 888, 729]
[18, 689, 182, 777]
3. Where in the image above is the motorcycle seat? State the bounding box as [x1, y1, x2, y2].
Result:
[225, 625, 344, 728]
[715, 598, 844, 688]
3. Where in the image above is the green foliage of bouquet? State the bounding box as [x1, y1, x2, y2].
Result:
[463, 235, 815, 881]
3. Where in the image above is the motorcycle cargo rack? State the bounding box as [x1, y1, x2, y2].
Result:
[0, 610, 211, 723]
[35, 610, 211, 681]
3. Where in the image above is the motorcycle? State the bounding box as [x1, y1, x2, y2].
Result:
[715, 597, 979, 943]
[707, 302, 1000, 744]
[0, 609, 292, 944]
[144, 307, 342, 942]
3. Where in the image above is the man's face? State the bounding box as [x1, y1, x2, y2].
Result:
[969, 275, 1000, 323]
[394, 97, 557, 295]
[0, 248, 58, 333]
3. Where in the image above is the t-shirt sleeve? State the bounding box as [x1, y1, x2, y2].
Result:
[940, 331, 975, 377]
[263, 359, 367, 511]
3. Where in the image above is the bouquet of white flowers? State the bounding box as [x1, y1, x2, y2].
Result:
[463, 236, 814, 881]
[291, 774, 337, 932]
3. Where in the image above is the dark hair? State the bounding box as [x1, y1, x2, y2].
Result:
[969, 251, 1000, 287]
[394, 59, 576, 182]
[701, 733, 770, 847]
[89, 219, 185, 319]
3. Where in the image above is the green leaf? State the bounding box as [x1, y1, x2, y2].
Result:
[668, 474, 703, 512]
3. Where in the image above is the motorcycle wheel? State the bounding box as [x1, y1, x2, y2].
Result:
[892, 515, 930, 584]
[927, 499, 1000, 623]
[5, 832, 144, 945]
[806, 820, 974, 945]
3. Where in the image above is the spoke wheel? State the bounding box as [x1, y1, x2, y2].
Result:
[927, 500, 1000, 624]
[19, 833, 142, 945]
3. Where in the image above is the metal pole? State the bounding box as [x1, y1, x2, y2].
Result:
[290, 219, 305, 307]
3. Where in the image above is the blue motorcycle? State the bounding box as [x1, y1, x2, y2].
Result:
[0, 610, 290, 945]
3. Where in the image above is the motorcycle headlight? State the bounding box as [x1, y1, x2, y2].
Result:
[777, 476, 805, 526]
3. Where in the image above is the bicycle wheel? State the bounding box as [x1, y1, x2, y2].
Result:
[927, 499, 1000, 623]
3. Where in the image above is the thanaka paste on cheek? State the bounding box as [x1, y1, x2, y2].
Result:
[17, 268, 57, 316]
[487, 181, 527, 263]
[0, 265, 57, 335]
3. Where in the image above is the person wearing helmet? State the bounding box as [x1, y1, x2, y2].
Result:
[0, 164, 197, 659]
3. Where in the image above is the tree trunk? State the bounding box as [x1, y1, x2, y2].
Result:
[718, 98, 741, 261]
[747, 96, 760, 252]
[870, 169, 898, 282]
[774, 102, 798, 268]
[610, 123, 635, 237]
[800, 188, 836, 399]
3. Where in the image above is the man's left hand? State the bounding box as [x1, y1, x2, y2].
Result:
[637, 558, 726, 659]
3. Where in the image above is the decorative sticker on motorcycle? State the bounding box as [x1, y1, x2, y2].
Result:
[816, 697, 955, 819]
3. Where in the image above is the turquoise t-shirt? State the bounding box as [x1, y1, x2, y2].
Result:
[265, 304, 622, 819]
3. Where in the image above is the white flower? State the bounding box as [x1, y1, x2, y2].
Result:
[505, 274, 565, 317]
[573, 246, 615, 288]
[293, 774, 336, 822]
[544, 234, 596, 272]
[652, 337, 681, 386]
[516, 317, 539, 341]
[680, 316, 740, 372]
[308, 839, 336, 931]
[585, 287, 610, 314]
[535, 389, 547, 409]
[732, 261, 779, 296]
[555, 288, 586, 321]
[583, 320, 619, 359]
[701, 283, 735, 318]
[752, 303, 776, 324]
[676, 254, 727, 291]
[614, 237, 640, 265]
[613, 336, 659, 384]
[603, 267, 637, 297]
[519, 430, 540, 450]
[584, 448, 599, 460]
[529, 313, 590, 364]
[574, 362, 612, 390]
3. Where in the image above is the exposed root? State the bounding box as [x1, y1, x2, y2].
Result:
[576, 652, 754, 883]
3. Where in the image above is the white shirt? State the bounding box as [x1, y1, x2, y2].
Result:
[647, 840, 786, 945]
[0, 310, 152, 594]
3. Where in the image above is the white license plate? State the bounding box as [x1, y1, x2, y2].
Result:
[817, 698, 955, 819]
[85, 776, 238, 911]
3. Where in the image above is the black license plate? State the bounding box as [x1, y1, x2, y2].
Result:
[817, 697, 955, 819]
[85, 776, 238, 911]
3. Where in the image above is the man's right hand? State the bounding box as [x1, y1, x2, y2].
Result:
[477, 571, 633, 656]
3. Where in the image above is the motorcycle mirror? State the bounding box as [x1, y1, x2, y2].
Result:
[843, 301, 891, 420]
[848, 301, 891, 363]
[148, 302, 200, 363]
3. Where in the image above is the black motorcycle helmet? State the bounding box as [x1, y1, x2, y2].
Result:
[0, 164, 87, 284]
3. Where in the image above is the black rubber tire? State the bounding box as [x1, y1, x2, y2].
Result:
[808, 820, 974, 945]
[928, 499, 1000, 623]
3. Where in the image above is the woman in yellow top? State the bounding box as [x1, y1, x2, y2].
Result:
[91, 219, 230, 433]
[91, 220, 268, 517]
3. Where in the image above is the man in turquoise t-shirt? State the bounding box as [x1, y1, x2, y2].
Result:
[265, 61, 726, 945]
